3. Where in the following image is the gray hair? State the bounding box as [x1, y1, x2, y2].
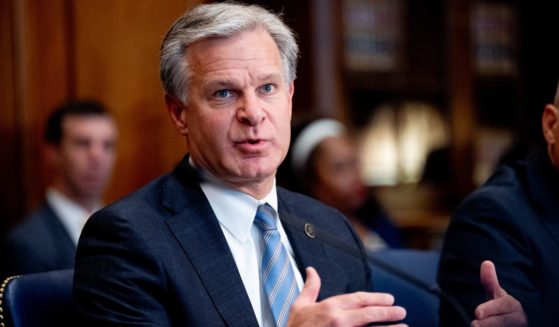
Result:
[160, 2, 299, 104]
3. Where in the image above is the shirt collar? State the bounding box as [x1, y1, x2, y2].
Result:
[198, 170, 278, 243]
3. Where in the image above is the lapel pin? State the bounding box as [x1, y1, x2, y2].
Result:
[304, 223, 315, 238]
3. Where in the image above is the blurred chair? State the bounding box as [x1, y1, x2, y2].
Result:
[369, 249, 441, 327]
[0, 269, 75, 327]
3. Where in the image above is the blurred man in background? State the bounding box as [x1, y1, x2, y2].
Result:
[1, 100, 117, 279]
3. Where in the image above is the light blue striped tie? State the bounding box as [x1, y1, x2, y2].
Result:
[254, 203, 299, 327]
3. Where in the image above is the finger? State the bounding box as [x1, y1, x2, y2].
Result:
[479, 260, 507, 299]
[471, 315, 507, 327]
[329, 291, 396, 310]
[345, 305, 407, 325]
[295, 267, 321, 305]
[471, 311, 525, 327]
[474, 294, 523, 320]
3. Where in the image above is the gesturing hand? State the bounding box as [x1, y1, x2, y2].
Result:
[287, 267, 407, 327]
[470, 260, 527, 327]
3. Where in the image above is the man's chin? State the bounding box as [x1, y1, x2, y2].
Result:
[228, 167, 276, 185]
[78, 184, 105, 198]
[235, 160, 278, 176]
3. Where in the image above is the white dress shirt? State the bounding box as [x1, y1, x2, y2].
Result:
[200, 178, 304, 327]
[46, 188, 100, 245]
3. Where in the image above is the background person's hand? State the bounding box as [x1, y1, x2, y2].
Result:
[470, 260, 527, 327]
[287, 267, 407, 327]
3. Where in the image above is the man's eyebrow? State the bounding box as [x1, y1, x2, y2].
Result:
[202, 73, 283, 90]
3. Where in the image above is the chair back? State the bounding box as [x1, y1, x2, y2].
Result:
[369, 249, 440, 327]
[0, 253, 441, 327]
[0, 269, 75, 327]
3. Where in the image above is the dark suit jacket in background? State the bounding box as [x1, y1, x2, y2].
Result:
[438, 150, 559, 326]
[1, 203, 75, 279]
[73, 156, 372, 326]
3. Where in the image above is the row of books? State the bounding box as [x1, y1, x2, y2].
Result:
[343, 0, 517, 76]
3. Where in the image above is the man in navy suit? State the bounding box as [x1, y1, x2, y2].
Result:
[1, 100, 117, 279]
[438, 80, 559, 327]
[73, 3, 407, 326]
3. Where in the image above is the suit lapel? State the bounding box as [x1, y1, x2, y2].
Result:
[163, 158, 259, 327]
[43, 204, 76, 267]
[525, 152, 559, 248]
[279, 208, 347, 300]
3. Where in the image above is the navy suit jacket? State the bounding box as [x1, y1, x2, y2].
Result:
[438, 150, 559, 326]
[74, 157, 372, 326]
[1, 203, 75, 279]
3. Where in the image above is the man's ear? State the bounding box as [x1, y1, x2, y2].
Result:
[44, 143, 61, 170]
[288, 81, 295, 98]
[287, 82, 295, 119]
[165, 94, 189, 136]
[542, 104, 559, 145]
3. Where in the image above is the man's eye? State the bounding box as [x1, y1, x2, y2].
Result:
[75, 139, 90, 148]
[104, 141, 116, 151]
[214, 89, 232, 99]
[261, 83, 275, 94]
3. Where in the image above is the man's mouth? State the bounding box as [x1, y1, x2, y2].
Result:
[235, 138, 268, 152]
[236, 138, 264, 144]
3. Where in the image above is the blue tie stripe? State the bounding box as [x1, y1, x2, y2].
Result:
[254, 203, 299, 327]
[269, 257, 289, 303]
[278, 281, 298, 326]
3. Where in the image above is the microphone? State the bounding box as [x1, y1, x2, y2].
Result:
[280, 213, 471, 327]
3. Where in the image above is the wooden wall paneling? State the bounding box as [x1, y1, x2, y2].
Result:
[19, 0, 74, 208]
[310, 0, 348, 123]
[0, 0, 22, 233]
[71, 0, 200, 203]
[0, 0, 72, 232]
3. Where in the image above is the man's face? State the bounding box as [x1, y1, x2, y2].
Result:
[51, 115, 117, 201]
[169, 28, 294, 194]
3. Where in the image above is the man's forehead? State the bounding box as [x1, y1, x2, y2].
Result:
[63, 114, 113, 125]
[62, 115, 116, 136]
[188, 29, 280, 68]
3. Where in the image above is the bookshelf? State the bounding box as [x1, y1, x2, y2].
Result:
[337, 0, 522, 247]
[339, 0, 525, 189]
[342, 0, 405, 73]
[471, 2, 518, 77]
[341, 0, 447, 127]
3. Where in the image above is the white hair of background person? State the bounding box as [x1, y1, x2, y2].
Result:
[291, 119, 345, 174]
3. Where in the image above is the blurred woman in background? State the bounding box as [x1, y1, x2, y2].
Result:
[278, 118, 403, 250]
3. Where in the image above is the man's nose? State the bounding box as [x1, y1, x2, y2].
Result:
[236, 93, 265, 126]
[89, 143, 110, 163]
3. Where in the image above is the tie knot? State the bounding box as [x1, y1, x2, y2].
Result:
[254, 203, 277, 231]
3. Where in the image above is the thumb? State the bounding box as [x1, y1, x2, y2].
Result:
[479, 260, 507, 299]
[296, 267, 321, 305]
